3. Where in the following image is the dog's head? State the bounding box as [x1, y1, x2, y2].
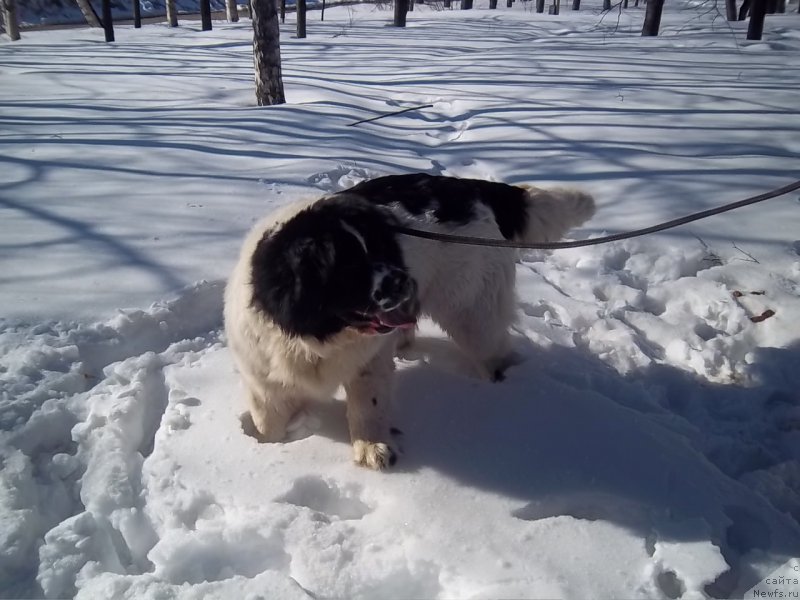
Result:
[250, 198, 419, 341]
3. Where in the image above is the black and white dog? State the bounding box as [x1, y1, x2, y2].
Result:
[224, 173, 594, 469]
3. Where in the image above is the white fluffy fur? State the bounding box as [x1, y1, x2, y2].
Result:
[224, 185, 595, 469]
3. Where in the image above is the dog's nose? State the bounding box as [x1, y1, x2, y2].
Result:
[372, 267, 413, 309]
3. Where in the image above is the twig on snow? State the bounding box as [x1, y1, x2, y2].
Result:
[348, 104, 434, 126]
[731, 242, 760, 263]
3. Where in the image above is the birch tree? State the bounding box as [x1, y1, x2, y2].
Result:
[166, 0, 178, 26]
[1, 0, 20, 40]
[226, 0, 239, 22]
[251, 0, 286, 105]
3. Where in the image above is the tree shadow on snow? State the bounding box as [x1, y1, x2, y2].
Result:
[346, 334, 800, 598]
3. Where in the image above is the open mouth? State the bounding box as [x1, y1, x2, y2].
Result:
[352, 311, 417, 335]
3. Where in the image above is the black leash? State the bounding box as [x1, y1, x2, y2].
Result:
[391, 179, 800, 250]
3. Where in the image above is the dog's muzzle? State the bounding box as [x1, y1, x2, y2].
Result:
[353, 266, 419, 335]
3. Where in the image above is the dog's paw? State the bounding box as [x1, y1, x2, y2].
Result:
[352, 439, 398, 470]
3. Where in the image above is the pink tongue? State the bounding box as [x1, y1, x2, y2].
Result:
[377, 312, 416, 329]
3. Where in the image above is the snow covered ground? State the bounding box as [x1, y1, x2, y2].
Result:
[2, 2, 800, 598]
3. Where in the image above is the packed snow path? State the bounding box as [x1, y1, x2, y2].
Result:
[2, 2, 800, 598]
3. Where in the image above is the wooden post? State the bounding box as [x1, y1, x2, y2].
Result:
[747, 0, 768, 39]
[166, 0, 178, 26]
[133, 0, 141, 28]
[200, 0, 212, 30]
[102, 0, 115, 41]
[1, 0, 20, 40]
[226, 0, 239, 22]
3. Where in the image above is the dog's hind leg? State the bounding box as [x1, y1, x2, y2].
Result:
[445, 316, 515, 381]
[344, 343, 398, 470]
[431, 266, 515, 381]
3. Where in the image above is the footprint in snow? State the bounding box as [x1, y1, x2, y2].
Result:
[276, 476, 372, 521]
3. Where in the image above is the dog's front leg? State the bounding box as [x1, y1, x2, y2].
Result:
[344, 343, 398, 470]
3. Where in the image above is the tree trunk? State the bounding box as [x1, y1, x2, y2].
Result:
[506, 0, 512, 6]
[603, 0, 610, 9]
[394, 0, 408, 24]
[623, 0, 628, 7]
[408, 0, 414, 11]
[280, 0, 285, 23]
[1, 0, 20, 40]
[572, 0, 580, 9]
[251, 0, 285, 105]
[641, 0, 664, 35]
[296, 0, 306, 37]
[725, 0, 736, 19]
[765, 0, 776, 12]
[166, 0, 178, 26]
[775, 0, 784, 12]
[200, 0, 212, 30]
[102, 0, 115, 41]
[226, 0, 239, 22]
[321, 0, 325, 20]
[489, 0, 497, 7]
[738, 0, 750, 18]
[747, 0, 767, 39]
[133, 0, 141, 27]
[75, 0, 102, 26]
[634, 0, 639, 6]
[444, 0, 451, 7]
[461, 0, 473, 9]
[536, 0, 545, 12]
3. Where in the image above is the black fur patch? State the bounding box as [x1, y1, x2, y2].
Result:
[341, 173, 529, 240]
[250, 197, 407, 340]
[250, 174, 528, 340]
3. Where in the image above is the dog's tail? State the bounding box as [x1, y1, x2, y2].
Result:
[514, 185, 595, 243]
